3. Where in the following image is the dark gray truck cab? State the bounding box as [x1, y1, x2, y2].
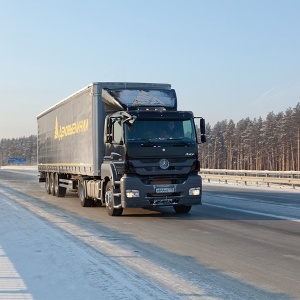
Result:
[37, 82, 206, 216]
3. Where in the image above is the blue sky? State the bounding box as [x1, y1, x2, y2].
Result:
[0, 0, 299, 138]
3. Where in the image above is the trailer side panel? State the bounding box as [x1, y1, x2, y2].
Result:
[37, 86, 95, 175]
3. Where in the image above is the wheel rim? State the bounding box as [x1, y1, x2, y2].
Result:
[54, 173, 58, 195]
[46, 173, 51, 193]
[50, 173, 55, 195]
[105, 189, 113, 209]
[79, 182, 84, 202]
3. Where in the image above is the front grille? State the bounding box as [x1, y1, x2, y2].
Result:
[140, 158, 187, 163]
[140, 175, 187, 185]
[146, 192, 181, 197]
[143, 166, 184, 171]
[128, 157, 194, 176]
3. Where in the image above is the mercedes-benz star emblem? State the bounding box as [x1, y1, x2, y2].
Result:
[159, 158, 169, 170]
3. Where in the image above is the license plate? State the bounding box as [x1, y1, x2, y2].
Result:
[155, 188, 175, 193]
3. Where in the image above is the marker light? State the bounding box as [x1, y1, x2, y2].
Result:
[126, 190, 140, 198]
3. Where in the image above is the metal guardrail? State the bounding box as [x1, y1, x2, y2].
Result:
[200, 169, 300, 188]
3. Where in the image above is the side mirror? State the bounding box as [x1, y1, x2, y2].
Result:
[128, 115, 137, 124]
[199, 118, 206, 143]
[200, 118, 206, 135]
[194, 116, 207, 144]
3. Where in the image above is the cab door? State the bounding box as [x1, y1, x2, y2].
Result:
[104, 117, 125, 161]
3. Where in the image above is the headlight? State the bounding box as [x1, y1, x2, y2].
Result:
[189, 187, 201, 196]
[126, 190, 140, 198]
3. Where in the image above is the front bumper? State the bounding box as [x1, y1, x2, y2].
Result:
[120, 174, 202, 208]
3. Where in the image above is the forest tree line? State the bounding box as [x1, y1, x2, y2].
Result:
[0, 135, 37, 166]
[199, 102, 300, 171]
[1, 102, 300, 171]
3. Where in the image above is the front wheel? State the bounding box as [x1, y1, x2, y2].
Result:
[173, 205, 192, 214]
[105, 181, 123, 216]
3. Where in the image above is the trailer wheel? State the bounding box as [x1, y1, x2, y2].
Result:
[54, 173, 66, 198]
[78, 180, 92, 207]
[50, 173, 55, 196]
[105, 181, 123, 216]
[94, 200, 102, 207]
[45, 173, 51, 194]
[173, 205, 192, 214]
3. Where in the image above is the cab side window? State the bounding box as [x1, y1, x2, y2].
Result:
[112, 119, 123, 144]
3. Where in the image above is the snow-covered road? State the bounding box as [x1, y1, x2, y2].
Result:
[0, 186, 197, 300]
[0, 168, 216, 300]
[1, 167, 299, 299]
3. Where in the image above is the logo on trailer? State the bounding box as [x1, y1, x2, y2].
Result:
[54, 116, 89, 140]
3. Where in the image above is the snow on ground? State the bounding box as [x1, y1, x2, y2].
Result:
[0, 184, 180, 300]
[203, 179, 300, 193]
[0, 166, 37, 170]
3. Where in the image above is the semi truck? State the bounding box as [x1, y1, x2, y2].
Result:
[37, 82, 206, 216]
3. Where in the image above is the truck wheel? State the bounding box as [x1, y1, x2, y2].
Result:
[105, 181, 123, 216]
[78, 180, 92, 207]
[54, 173, 66, 197]
[94, 200, 102, 207]
[173, 205, 192, 214]
[50, 173, 55, 196]
[45, 173, 51, 194]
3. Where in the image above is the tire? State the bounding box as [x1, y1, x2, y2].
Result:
[45, 173, 51, 194]
[94, 200, 102, 207]
[105, 181, 123, 216]
[50, 173, 55, 196]
[78, 180, 93, 207]
[54, 173, 66, 198]
[173, 205, 192, 214]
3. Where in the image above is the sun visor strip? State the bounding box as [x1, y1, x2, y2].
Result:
[102, 88, 177, 111]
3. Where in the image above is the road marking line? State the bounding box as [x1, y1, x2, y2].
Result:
[0, 247, 33, 299]
[205, 203, 300, 222]
[283, 255, 300, 261]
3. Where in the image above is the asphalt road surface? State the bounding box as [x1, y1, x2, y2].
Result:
[0, 167, 299, 299]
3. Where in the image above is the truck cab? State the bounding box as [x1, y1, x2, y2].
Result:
[101, 88, 205, 216]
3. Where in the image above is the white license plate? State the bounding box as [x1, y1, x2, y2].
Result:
[156, 188, 175, 193]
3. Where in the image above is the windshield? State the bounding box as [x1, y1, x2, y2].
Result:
[125, 119, 196, 143]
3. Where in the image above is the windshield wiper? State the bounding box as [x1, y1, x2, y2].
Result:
[140, 140, 157, 147]
[171, 140, 190, 146]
